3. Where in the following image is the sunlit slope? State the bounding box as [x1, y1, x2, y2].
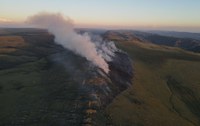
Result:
[105, 34, 200, 126]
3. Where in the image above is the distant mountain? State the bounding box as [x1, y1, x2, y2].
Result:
[75, 28, 107, 35]
[104, 30, 200, 53]
[147, 30, 200, 40]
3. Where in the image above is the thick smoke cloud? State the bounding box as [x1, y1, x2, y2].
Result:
[27, 12, 110, 73]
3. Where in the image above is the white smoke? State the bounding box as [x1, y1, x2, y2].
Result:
[88, 33, 118, 61]
[27, 12, 110, 73]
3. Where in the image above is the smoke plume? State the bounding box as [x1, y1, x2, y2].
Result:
[27, 12, 109, 73]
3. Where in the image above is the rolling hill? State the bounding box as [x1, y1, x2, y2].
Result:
[104, 30, 200, 53]
[0, 28, 200, 126]
[0, 28, 133, 126]
[103, 30, 200, 126]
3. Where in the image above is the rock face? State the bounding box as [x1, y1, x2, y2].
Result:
[0, 28, 134, 126]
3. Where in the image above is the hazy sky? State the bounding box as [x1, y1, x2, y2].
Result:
[0, 0, 200, 32]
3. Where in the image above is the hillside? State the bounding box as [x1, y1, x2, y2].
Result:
[0, 28, 133, 126]
[148, 30, 200, 41]
[104, 30, 200, 53]
[104, 31, 200, 126]
[0, 28, 200, 126]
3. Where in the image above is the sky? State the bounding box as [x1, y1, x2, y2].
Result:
[0, 0, 200, 32]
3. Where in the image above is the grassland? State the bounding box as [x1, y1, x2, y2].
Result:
[106, 37, 200, 126]
[0, 30, 83, 125]
[0, 36, 26, 53]
[1, 29, 200, 125]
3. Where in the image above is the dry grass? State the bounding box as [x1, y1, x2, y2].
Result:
[0, 36, 26, 53]
[0, 36, 25, 47]
[106, 38, 200, 126]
